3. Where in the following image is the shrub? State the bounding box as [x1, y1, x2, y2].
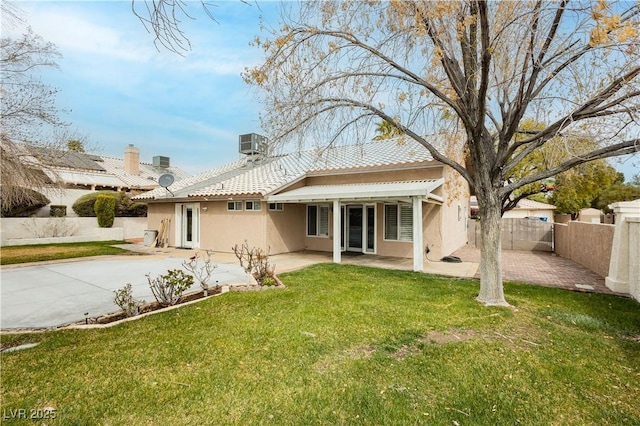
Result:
[1, 188, 50, 217]
[182, 250, 218, 295]
[113, 284, 145, 317]
[49, 205, 67, 217]
[126, 202, 148, 217]
[262, 277, 277, 287]
[94, 194, 116, 227]
[73, 191, 117, 217]
[72, 191, 147, 217]
[232, 240, 276, 285]
[147, 269, 194, 306]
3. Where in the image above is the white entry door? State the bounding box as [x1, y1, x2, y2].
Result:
[179, 204, 199, 248]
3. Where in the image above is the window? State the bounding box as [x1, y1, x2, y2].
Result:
[384, 203, 413, 241]
[245, 200, 262, 211]
[268, 202, 284, 211]
[227, 201, 243, 211]
[307, 204, 329, 237]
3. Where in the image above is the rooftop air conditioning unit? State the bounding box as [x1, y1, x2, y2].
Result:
[239, 133, 267, 155]
[153, 156, 170, 168]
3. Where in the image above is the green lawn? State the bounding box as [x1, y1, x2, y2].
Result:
[1, 264, 639, 425]
[0, 241, 131, 265]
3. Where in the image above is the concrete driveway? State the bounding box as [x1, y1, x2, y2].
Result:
[1, 255, 247, 330]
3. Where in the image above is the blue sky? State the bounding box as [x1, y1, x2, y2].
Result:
[11, 0, 276, 174]
[7, 1, 639, 180]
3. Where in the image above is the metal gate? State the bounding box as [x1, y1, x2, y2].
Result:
[467, 218, 554, 252]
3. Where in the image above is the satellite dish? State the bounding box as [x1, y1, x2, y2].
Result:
[158, 173, 174, 188]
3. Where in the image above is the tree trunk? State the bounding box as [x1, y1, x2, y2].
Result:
[476, 192, 509, 306]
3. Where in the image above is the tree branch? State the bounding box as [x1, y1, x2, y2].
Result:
[501, 139, 640, 196]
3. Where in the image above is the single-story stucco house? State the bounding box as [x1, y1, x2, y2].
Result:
[134, 136, 470, 271]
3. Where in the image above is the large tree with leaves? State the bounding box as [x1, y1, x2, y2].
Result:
[246, 1, 640, 306]
[506, 121, 620, 214]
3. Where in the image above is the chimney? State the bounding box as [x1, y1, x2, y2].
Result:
[124, 144, 140, 175]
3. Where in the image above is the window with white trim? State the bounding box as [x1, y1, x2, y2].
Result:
[268, 202, 284, 211]
[245, 200, 262, 211]
[307, 204, 329, 237]
[227, 201, 243, 211]
[384, 203, 413, 241]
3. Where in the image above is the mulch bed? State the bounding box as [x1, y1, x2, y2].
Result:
[91, 275, 286, 325]
[92, 287, 223, 325]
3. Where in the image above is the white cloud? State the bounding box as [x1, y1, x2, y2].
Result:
[19, 4, 155, 63]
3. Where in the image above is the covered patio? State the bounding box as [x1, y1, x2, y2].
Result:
[268, 179, 445, 272]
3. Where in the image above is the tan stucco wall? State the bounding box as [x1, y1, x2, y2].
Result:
[147, 203, 176, 246]
[438, 166, 470, 256]
[267, 204, 306, 254]
[199, 201, 267, 252]
[148, 200, 268, 251]
[555, 221, 614, 277]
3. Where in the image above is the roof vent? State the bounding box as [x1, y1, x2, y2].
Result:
[153, 156, 170, 168]
[239, 133, 268, 156]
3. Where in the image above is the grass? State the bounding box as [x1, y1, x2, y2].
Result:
[0, 241, 131, 265]
[1, 264, 639, 425]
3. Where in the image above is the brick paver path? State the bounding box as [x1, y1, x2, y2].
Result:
[452, 245, 624, 296]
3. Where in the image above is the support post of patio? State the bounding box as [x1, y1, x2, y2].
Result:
[333, 200, 341, 264]
[412, 196, 423, 272]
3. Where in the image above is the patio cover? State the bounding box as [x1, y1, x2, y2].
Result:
[268, 179, 445, 272]
[267, 179, 444, 203]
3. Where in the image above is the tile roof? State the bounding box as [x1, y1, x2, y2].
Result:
[28, 147, 106, 171]
[307, 138, 435, 172]
[99, 156, 190, 189]
[135, 137, 438, 201]
[25, 145, 191, 190]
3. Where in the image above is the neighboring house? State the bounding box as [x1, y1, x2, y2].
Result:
[503, 198, 556, 222]
[134, 135, 470, 271]
[577, 207, 603, 223]
[27, 144, 189, 216]
[470, 196, 556, 222]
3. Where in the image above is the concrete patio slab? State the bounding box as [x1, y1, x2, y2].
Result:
[1, 255, 246, 330]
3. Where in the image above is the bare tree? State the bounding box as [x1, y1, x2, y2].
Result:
[1, 1, 24, 28]
[132, 0, 251, 55]
[1, 27, 68, 212]
[245, 1, 640, 306]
